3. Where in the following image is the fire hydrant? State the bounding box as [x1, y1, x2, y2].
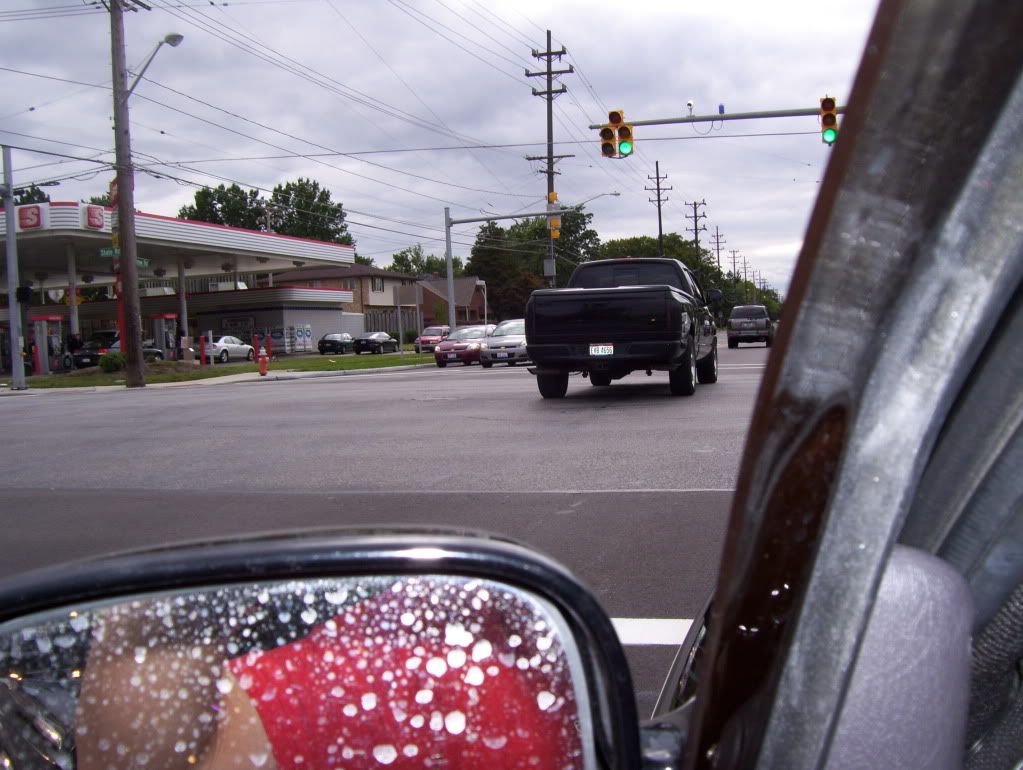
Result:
[259, 353, 268, 376]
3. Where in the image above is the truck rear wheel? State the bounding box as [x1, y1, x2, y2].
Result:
[696, 341, 718, 384]
[669, 339, 697, 396]
[537, 372, 569, 399]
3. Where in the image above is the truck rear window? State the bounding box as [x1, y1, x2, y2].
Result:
[730, 306, 769, 319]
[570, 263, 683, 289]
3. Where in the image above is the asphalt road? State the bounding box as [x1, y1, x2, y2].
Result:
[0, 341, 770, 717]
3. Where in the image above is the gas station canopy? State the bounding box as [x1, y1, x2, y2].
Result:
[0, 201, 355, 291]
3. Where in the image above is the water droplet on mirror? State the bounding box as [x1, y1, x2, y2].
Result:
[537, 691, 556, 711]
[373, 744, 398, 765]
[536, 635, 553, 651]
[249, 753, 269, 767]
[410, 715, 425, 728]
[464, 666, 485, 686]
[483, 735, 508, 750]
[343, 704, 358, 717]
[447, 649, 467, 668]
[174, 741, 188, 753]
[70, 613, 89, 632]
[471, 639, 493, 661]
[301, 609, 317, 625]
[278, 612, 291, 623]
[415, 689, 434, 705]
[445, 710, 466, 735]
[330, 686, 345, 698]
[362, 693, 377, 710]
[426, 657, 447, 677]
[260, 687, 277, 702]
[405, 656, 421, 670]
[216, 678, 234, 695]
[508, 634, 522, 648]
[35, 637, 52, 654]
[430, 711, 444, 731]
[403, 744, 419, 757]
[257, 591, 270, 604]
[445, 623, 474, 647]
[400, 612, 415, 626]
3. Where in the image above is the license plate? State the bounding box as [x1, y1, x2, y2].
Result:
[589, 344, 614, 356]
[497, 352, 509, 358]
[447, 353, 457, 359]
[80, 357, 92, 364]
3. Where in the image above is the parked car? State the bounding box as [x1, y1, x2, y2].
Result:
[480, 318, 529, 368]
[108, 340, 164, 361]
[434, 325, 491, 367]
[318, 333, 354, 355]
[72, 339, 164, 368]
[201, 336, 255, 363]
[353, 332, 399, 354]
[726, 304, 774, 348]
[414, 325, 450, 353]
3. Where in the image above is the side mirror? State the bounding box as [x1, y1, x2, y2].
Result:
[707, 288, 723, 305]
[0, 531, 641, 770]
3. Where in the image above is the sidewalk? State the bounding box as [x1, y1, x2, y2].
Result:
[0, 362, 437, 395]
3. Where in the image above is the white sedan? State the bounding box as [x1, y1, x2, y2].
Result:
[203, 335, 255, 363]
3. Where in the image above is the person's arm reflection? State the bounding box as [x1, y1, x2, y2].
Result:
[76, 605, 277, 770]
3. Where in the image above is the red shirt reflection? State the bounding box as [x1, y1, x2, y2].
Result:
[228, 584, 583, 770]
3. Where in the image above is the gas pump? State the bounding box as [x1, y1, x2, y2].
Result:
[148, 313, 178, 359]
[29, 315, 66, 374]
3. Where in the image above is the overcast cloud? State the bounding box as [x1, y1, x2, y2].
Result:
[1, 0, 879, 293]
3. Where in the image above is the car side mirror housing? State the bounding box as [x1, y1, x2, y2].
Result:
[0, 530, 644, 770]
[707, 288, 723, 305]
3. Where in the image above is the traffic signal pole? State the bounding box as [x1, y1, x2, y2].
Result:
[443, 205, 578, 329]
[587, 104, 847, 131]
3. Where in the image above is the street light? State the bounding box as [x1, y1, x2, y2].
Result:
[109, 0, 183, 387]
[572, 191, 621, 209]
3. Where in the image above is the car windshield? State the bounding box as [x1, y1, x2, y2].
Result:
[421, 327, 446, 336]
[730, 306, 768, 319]
[447, 327, 486, 340]
[492, 320, 525, 336]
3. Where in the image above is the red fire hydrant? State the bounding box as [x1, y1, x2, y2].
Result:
[259, 353, 268, 376]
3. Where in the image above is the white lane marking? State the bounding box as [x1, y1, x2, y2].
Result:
[611, 618, 693, 646]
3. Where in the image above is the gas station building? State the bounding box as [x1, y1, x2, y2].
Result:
[0, 201, 357, 372]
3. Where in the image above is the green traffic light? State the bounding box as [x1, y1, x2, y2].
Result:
[822, 128, 838, 145]
[618, 140, 634, 156]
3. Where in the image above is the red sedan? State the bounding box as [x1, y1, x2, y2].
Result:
[433, 325, 492, 367]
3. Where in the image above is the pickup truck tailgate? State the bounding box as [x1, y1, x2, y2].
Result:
[528, 286, 676, 342]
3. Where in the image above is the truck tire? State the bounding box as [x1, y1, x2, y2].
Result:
[728, 338, 738, 349]
[481, 360, 493, 368]
[696, 341, 718, 384]
[590, 372, 612, 387]
[436, 360, 447, 368]
[537, 372, 569, 399]
[669, 339, 697, 396]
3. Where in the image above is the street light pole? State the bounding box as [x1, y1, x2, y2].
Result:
[109, 1, 183, 388]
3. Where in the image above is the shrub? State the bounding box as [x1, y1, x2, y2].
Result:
[98, 351, 127, 373]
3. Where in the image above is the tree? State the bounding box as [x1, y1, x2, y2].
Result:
[15, 185, 49, 204]
[465, 221, 542, 320]
[268, 178, 352, 245]
[388, 244, 463, 277]
[87, 194, 111, 206]
[178, 184, 266, 230]
[354, 254, 376, 266]
[506, 209, 601, 287]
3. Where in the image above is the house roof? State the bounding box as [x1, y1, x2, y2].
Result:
[397, 276, 481, 307]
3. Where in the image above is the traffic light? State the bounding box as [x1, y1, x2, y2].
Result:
[820, 96, 839, 145]
[600, 124, 617, 157]
[547, 191, 561, 239]
[600, 111, 634, 159]
[617, 122, 634, 157]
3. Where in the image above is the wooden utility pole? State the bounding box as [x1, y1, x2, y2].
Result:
[526, 31, 574, 288]
[645, 162, 671, 257]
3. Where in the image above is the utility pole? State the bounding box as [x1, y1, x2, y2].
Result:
[645, 162, 671, 257]
[110, 0, 146, 387]
[710, 226, 725, 270]
[526, 30, 573, 288]
[684, 199, 708, 254]
[2, 146, 26, 390]
[729, 249, 740, 294]
[742, 255, 750, 302]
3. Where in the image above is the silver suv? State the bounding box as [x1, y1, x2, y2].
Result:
[727, 304, 774, 348]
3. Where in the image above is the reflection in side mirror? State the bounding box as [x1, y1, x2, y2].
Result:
[707, 288, 723, 305]
[1, 575, 595, 770]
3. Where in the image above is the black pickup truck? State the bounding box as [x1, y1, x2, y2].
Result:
[525, 258, 721, 398]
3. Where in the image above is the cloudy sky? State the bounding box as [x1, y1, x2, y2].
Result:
[1, 0, 879, 292]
